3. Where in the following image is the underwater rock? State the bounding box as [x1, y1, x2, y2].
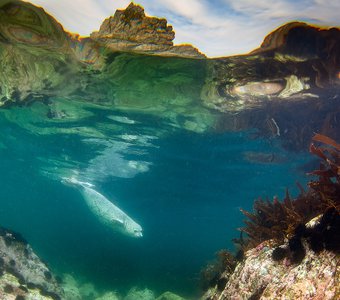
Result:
[124, 287, 155, 300]
[156, 292, 185, 300]
[203, 221, 340, 300]
[89, 3, 205, 59]
[0, 226, 64, 299]
[95, 291, 120, 300]
[61, 273, 122, 300]
[156, 291, 187, 300]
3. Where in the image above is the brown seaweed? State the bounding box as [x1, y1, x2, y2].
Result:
[239, 134, 340, 249]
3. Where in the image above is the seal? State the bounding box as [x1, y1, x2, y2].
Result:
[62, 177, 143, 238]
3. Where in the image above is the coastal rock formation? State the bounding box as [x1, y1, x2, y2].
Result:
[1, 0, 340, 147]
[252, 22, 340, 61]
[201, 22, 340, 148]
[203, 135, 340, 299]
[91, 3, 174, 47]
[0, 226, 64, 299]
[202, 22, 340, 112]
[0, 0, 81, 105]
[0, 0, 205, 107]
[89, 3, 204, 59]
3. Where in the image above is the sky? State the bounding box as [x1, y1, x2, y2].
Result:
[28, 0, 340, 57]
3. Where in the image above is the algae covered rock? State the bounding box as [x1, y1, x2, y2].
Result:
[210, 240, 339, 300]
[95, 291, 120, 300]
[156, 291, 187, 300]
[124, 287, 155, 300]
[0, 226, 64, 299]
[0, 0, 81, 106]
[204, 210, 340, 300]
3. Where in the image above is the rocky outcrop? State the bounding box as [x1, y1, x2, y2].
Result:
[0, 226, 64, 299]
[91, 3, 174, 46]
[89, 3, 205, 58]
[252, 22, 340, 59]
[204, 21, 340, 107]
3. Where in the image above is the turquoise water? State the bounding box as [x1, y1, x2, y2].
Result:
[0, 102, 310, 298]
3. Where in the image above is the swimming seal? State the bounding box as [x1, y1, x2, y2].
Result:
[62, 177, 143, 238]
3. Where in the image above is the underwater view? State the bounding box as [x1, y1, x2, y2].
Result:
[0, 0, 339, 299]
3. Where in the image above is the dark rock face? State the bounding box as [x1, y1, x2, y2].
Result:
[251, 22, 340, 88]
[201, 22, 340, 149]
[253, 22, 340, 61]
[203, 22, 340, 112]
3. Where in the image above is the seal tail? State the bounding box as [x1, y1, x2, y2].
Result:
[61, 176, 95, 189]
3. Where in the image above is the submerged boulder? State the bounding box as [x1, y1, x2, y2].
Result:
[0, 226, 64, 299]
[204, 239, 339, 299]
[203, 207, 340, 300]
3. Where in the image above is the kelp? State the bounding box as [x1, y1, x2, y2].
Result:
[201, 134, 340, 293]
[239, 133, 340, 249]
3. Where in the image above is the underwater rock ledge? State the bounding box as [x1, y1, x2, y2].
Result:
[0, 226, 64, 299]
[204, 237, 339, 300]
